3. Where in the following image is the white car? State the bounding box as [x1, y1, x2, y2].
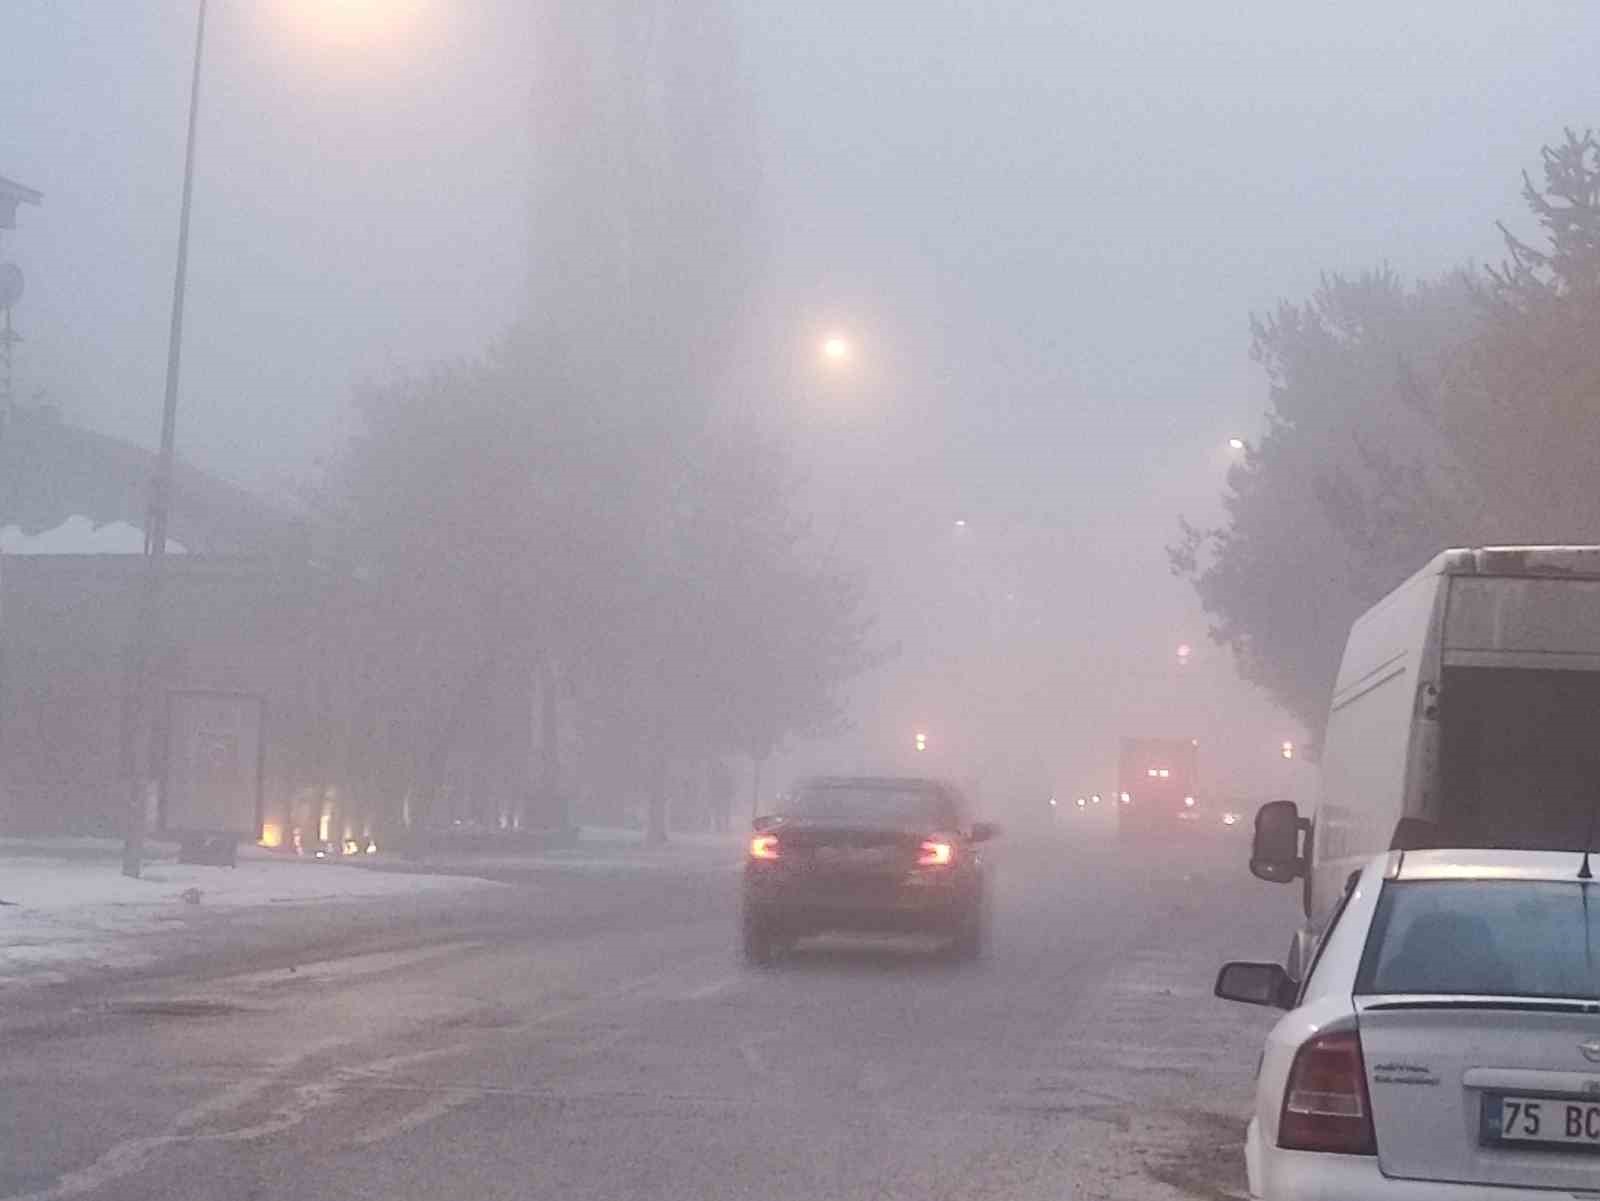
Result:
[1216, 848, 1600, 1199]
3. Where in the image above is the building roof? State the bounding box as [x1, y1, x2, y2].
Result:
[1, 407, 305, 554]
[0, 174, 42, 230]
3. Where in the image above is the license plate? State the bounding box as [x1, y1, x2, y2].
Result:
[1486, 1095, 1600, 1150]
[815, 846, 893, 868]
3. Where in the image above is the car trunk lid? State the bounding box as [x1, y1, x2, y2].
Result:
[772, 822, 928, 869]
[1357, 1000, 1600, 1190]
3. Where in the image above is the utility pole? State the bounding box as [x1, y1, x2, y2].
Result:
[0, 294, 18, 422]
[118, 0, 208, 878]
[1, 177, 43, 815]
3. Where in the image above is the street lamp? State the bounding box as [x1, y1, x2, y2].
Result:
[914, 731, 929, 753]
[1228, 437, 1246, 451]
[1176, 642, 1193, 666]
[118, 0, 210, 878]
[821, 334, 851, 364]
[1281, 740, 1296, 760]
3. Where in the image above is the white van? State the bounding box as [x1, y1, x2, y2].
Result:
[1251, 545, 1600, 973]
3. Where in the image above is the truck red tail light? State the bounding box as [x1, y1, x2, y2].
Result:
[1277, 1029, 1377, 1156]
[917, 839, 953, 867]
[748, 834, 780, 861]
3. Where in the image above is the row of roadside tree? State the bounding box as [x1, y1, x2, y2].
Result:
[1175, 128, 1600, 747]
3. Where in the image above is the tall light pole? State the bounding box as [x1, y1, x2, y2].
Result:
[119, 0, 208, 878]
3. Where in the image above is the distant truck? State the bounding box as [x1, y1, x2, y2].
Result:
[1116, 735, 1202, 840]
[1250, 545, 1600, 975]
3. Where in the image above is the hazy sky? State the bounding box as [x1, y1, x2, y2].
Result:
[4, 0, 1596, 804]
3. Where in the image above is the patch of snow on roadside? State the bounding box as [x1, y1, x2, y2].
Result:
[0, 852, 498, 983]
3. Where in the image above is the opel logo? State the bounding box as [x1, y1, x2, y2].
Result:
[1581, 1039, 1600, 1064]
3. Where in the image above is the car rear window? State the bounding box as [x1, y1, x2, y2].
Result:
[1356, 880, 1600, 1001]
[786, 785, 956, 826]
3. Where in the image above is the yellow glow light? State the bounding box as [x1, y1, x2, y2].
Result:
[259, 0, 440, 62]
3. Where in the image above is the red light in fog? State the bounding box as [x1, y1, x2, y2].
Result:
[749, 834, 780, 861]
[917, 840, 953, 866]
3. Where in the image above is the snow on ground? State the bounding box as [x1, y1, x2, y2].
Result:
[0, 839, 498, 985]
[0, 829, 743, 987]
[1, 515, 186, 554]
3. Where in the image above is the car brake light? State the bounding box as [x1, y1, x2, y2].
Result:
[749, 834, 780, 861]
[1278, 1029, 1377, 1155]
[917, 840, 953, 867]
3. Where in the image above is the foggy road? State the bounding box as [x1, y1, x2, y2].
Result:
[0, 833, 1297, 1201]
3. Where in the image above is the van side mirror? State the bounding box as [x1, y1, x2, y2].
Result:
[1214, 960, 1297, 1010]
[1250, 800, 1307, 883]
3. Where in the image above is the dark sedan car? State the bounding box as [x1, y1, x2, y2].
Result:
[740, 776, 997, 964]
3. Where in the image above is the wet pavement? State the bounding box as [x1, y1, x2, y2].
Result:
[0, 830, 1296, 1200]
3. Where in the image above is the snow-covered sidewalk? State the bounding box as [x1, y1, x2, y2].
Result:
[0, 839, 499, 988]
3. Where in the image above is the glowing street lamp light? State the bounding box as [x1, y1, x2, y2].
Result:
[1281, 740, 1296, 760]
[821, 334, 851, 364]
[1228, 437, 1246, 451]
[1176, 642, 1193, 666]
[914, 731, 929, 753]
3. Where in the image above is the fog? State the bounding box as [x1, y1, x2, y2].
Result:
[5, 0, 1597, 827]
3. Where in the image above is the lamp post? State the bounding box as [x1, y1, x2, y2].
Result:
[119, 0, 208, 878]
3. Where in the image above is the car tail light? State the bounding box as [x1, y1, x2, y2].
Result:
[1277, 1029, 1377, 1155]
[749, 834, 780, 861]
[917, 839, 954, 867]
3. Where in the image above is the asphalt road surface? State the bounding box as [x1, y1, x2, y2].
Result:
[1, 829, 1299, 1201]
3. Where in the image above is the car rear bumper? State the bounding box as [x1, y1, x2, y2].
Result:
[743, 867, 977, 935]
[1252, 1138, 1567, 1200]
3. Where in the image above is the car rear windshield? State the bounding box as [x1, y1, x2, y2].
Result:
[785, 785, 955, 826]
[1357, 880, 1600, 1001]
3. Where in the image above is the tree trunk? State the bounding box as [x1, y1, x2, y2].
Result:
[539, 658, 567, 831]
[405, 650, 499, 858]
[645, 735, 670, 846]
